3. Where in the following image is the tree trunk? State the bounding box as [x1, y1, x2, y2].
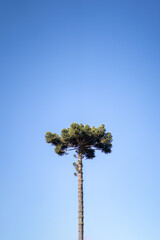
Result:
[78, 154, 84, 240]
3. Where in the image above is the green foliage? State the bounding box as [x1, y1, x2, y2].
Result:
[45, 123, 112, 159]
[73, 162, 79, 172]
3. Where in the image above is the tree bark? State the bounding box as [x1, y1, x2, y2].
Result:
[78, 154, 84, 240]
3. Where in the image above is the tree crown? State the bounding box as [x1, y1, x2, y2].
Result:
[45, 123, 112, 159]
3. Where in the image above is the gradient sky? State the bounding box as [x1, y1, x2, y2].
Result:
[0, 0, 160, 240]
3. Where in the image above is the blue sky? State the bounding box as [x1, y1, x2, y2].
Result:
[0, 0, 160, 240]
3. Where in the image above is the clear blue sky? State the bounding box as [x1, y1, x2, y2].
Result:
[0, 0, 160, 240]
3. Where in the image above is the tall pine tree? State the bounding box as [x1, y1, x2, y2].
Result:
[45, 123, 112, 240]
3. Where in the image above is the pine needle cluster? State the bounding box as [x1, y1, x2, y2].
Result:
[45, 123, 112, 159]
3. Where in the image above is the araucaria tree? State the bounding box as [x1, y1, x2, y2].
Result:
[45, 123, 112, 240]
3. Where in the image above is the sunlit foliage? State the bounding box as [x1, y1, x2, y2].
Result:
[45, 123, 112, 159]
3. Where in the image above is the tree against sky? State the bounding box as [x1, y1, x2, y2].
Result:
[45, 123, 113, 240]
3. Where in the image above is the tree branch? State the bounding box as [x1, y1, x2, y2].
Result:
[63, 148, 76, 152]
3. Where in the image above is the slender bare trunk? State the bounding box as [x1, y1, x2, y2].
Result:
[78, 154, 84, 240]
